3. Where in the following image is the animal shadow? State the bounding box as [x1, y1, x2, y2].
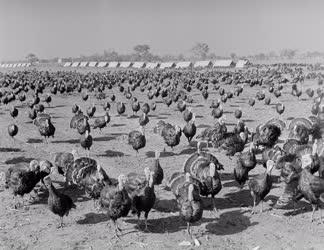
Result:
[52, 139, 79, 144]
[5, 156, 35, 164]
[93, 136, 116, 142]
[197, 124, 210, 129]
[76, 212, 109, 225]
[111, 123, 126, 127]
[145, 151, 176, 158]
[46, 104, 66, 109]
[0, 147, 22, 152]
[125, 215, 215, 234]
[26, 138, 43, 143]
[97, 150, 127, 157]
[205, 210, 258, 235]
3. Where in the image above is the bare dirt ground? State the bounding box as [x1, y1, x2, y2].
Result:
[0, 71, 323, 250]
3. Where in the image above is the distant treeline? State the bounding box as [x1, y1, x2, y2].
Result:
[3, 44, 324, 64]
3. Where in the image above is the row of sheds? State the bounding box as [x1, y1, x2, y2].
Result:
[62, 59, 250, 69]
[0, 63, 32, 68]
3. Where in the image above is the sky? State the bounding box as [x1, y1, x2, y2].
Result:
[1, 0, 324, 61]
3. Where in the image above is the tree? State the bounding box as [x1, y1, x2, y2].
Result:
[177, 54, 185, 61]
[269, 51, 277, 58]
[103, 50, 119, 61]
[280, 49, 297, 59]
[26, 53, 39, 63]
[255, 53, 267, 61]
[191, 43, 209, 59]
[230, 53, 237, 60]
[133, 44, 150, 58]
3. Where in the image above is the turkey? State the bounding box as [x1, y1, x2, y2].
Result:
[233, 120, 247, 135]
[67, 157, 112, 203]
[131, 100, 140, 116]
[234, 143, 257, 188]
[93, 112, 110, 131]
[34, 115, 55, 143]
[128, 127, 146, 153]
[10, 106, 18, 119]
[117, 102, 126, 115]
[99, 174, 131, 239]
[5, 160, 53, 208]
[248, 160, 275, 214]
[161, 122, 182, 149]
[214, 131, 248, 157]
[86, 103, 96, 118]
[126, 168, 156, 231]
[70, 111, 87, 129]
[52, 150, 76, 180]
[138, 113, 149, 129]
[42, 176, 76, 228]
[183, 108, 193, 122]
[80, 130, 93, 154]
[183, 141, 224, 172]
[288, 118, 312, 144]
[177, 100, 186, 112]
[44, 94, 52, 106]
[297, 163, 324, 222]
[141, 102, 150, 114]
[169, 172, 203, 236]
[196, 119, 227, 147]
[76, 116, 91, 135]
[183, 114, 196, 143]
[184, 158, 222, 213]
[253, 119, 284, 148]
[149, 150, 164, 185]
[8, 124, 18, 140]
[282, 139, 304, 155]
[261, 145, 285, 168]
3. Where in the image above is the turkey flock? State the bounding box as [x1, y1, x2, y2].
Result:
[0, 65, 324, 244]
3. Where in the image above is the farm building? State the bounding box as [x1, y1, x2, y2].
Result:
[145, 62, 160, 69]
[175, 61, 193, 69]
[16, 63, 22, 67]
[194, 60, 212, 68]
[21, 63, 26, 67]
[213, 60, 235, 68]
[13, 64, 17, 68]
[236, 59, 251, 68]
[97, 62, 108, 68]
[71, 62, 80, 67]
[63, 62, 72, 67]
[132, 62, 146, 69]
[159, 62, 176, 69]
[79, 61, 88, 67]
[88, 61, 97, 67]
[119, 62, 133, 68]
[107, 62, 120, 68]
